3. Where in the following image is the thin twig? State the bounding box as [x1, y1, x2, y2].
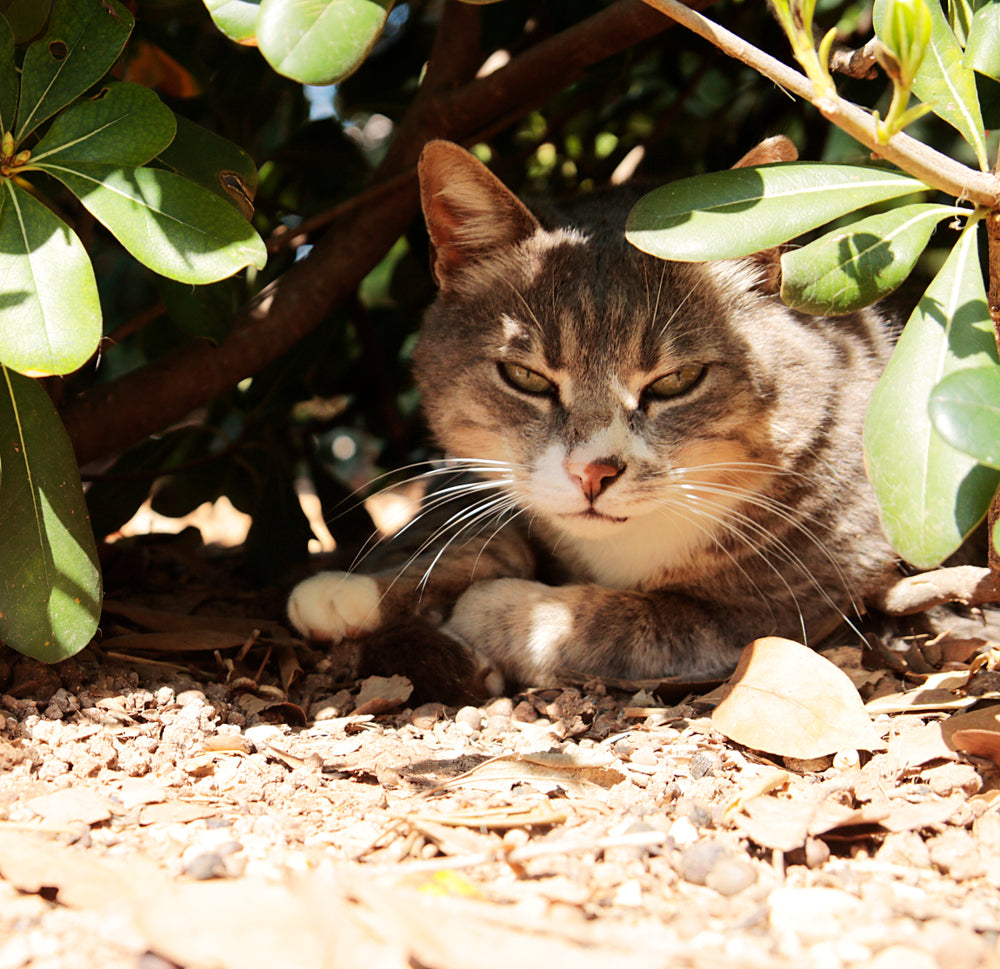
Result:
[638, 0, 1000, 207]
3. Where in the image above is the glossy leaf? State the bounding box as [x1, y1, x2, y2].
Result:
[37, 163, 267, 284]
[863, 221, 1000, 567]
[0, 0, 51, 43]
[0, 15, 16, 134]
[0, 366, 101, 663]
[156, 114, 258, 218]
[928, 365, 1000, 468]
[203, 0, 261, 44]
[30, 81, 175, 168]
[0, 180, 101, 376]
[947, 0, 976, 46]
[875, 0, 989, 169]
[256, 0, 393, 85]
[625, 164, 926, 261]
[780, 204, 955, 315]
[965, 2, 1000, 81]
[16, 0, 133, 141]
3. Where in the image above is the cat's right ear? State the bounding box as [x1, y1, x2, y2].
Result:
[419, 141, 540, 289]
[732, 135, 798, 169]
[731, 136, 798, 292]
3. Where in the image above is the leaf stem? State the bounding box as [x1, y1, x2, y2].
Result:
[638, 0, 1000, 207]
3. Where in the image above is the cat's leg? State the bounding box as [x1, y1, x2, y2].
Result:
[287, 527, 536, 642]
[441, 578, 758, 685]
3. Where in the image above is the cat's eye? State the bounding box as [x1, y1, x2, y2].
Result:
[498, 362, 555, 396]
[644, 364, 705, 400]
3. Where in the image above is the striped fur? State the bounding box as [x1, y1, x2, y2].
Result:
[288, 141, 899, 691]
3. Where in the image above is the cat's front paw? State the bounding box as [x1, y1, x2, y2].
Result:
[287, 571, 382, 641]
[442, 578, 573, 685]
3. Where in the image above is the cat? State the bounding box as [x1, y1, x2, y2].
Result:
[287, 138, 899, 697]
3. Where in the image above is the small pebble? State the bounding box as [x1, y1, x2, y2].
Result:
[689, 750, 720, 779]
[679, 840, 728, 885]
[455, 706, 484, 731]
[183, 851, 228, 880]
[484, 697, 513, 718]
[704, 857, 756, 896]
[629, 746, 658, 767]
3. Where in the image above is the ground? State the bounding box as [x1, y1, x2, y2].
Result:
[2, 529, 1000, 969]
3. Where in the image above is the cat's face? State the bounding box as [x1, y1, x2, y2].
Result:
[415, 226, 778, 545]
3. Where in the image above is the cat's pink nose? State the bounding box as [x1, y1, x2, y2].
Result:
[565, 459, 625, 501]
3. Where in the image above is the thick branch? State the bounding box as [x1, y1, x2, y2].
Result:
[62, 0, 678, 466]
[639, 0, 1000, 207]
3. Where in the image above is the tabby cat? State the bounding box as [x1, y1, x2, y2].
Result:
[288, 138, 899, 696]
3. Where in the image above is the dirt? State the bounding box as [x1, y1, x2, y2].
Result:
[2, 533, 1000, 969]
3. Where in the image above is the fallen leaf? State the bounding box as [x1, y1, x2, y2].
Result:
[949, 729, 1000, 765]
[139, 802, 222, 826]
[354, 675, 413, 716]
[444, 750, 625, 798]
[0, 830, 162, 908]
[940, 703, 1000, 749]
[865, 689, 978, 715]
[115, 777, 168, 810]
[24, 788, 113, 826]
[712, 638, 884, 758]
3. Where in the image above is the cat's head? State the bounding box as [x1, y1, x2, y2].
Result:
[412, 140, 852, 565]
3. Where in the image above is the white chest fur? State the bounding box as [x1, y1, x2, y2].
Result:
[552, 508, 713, 590]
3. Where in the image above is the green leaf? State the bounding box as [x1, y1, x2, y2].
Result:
[155, 114, 258, 218]
[0, 15, 16, 135]
[203, 0, 261, 44]
[780, 203, 956, 315]
[16, 0, 133, 142]
[929, 365, 1000, 468]
[863, 220, 1000, 568]
[157, 275, 234, 344]
[0, 366, 101, 663]
[30, 81, 175, 167]
[0, 180, 101, 376]
[947, 0, 976, 46]
[0, 0, 51, 43]
[37, 162, 267, 284]
[256, 0, 394, 85]
[626, 164, 927, 261]
[875, 0, 989, 169]
[965, 2, 1000, 81]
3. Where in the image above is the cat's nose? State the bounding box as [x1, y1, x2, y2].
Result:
[565, 459, 625, 501]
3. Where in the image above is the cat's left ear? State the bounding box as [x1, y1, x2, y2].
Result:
[419, 141, 540, 290]
[730, 135, 798, 292]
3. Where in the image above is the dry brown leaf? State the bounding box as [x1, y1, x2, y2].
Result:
[446, 750, 624, 797]
[712, 637, 884, 759]
[24, 788, 113, 826]
[114, 777, 168, 811]
[0, 830, 163, 908]
[354, 674, 413, 715]
[949, 729, 1000, 765]
[885, 721, 958, 770]
[138, 801, 222, 826]
[878, 794, 965, 832]
[410, 802, 567, 832]
[865, 689, 978, 715]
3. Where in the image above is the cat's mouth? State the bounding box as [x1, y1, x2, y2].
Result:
[567, 509, 629, 524]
